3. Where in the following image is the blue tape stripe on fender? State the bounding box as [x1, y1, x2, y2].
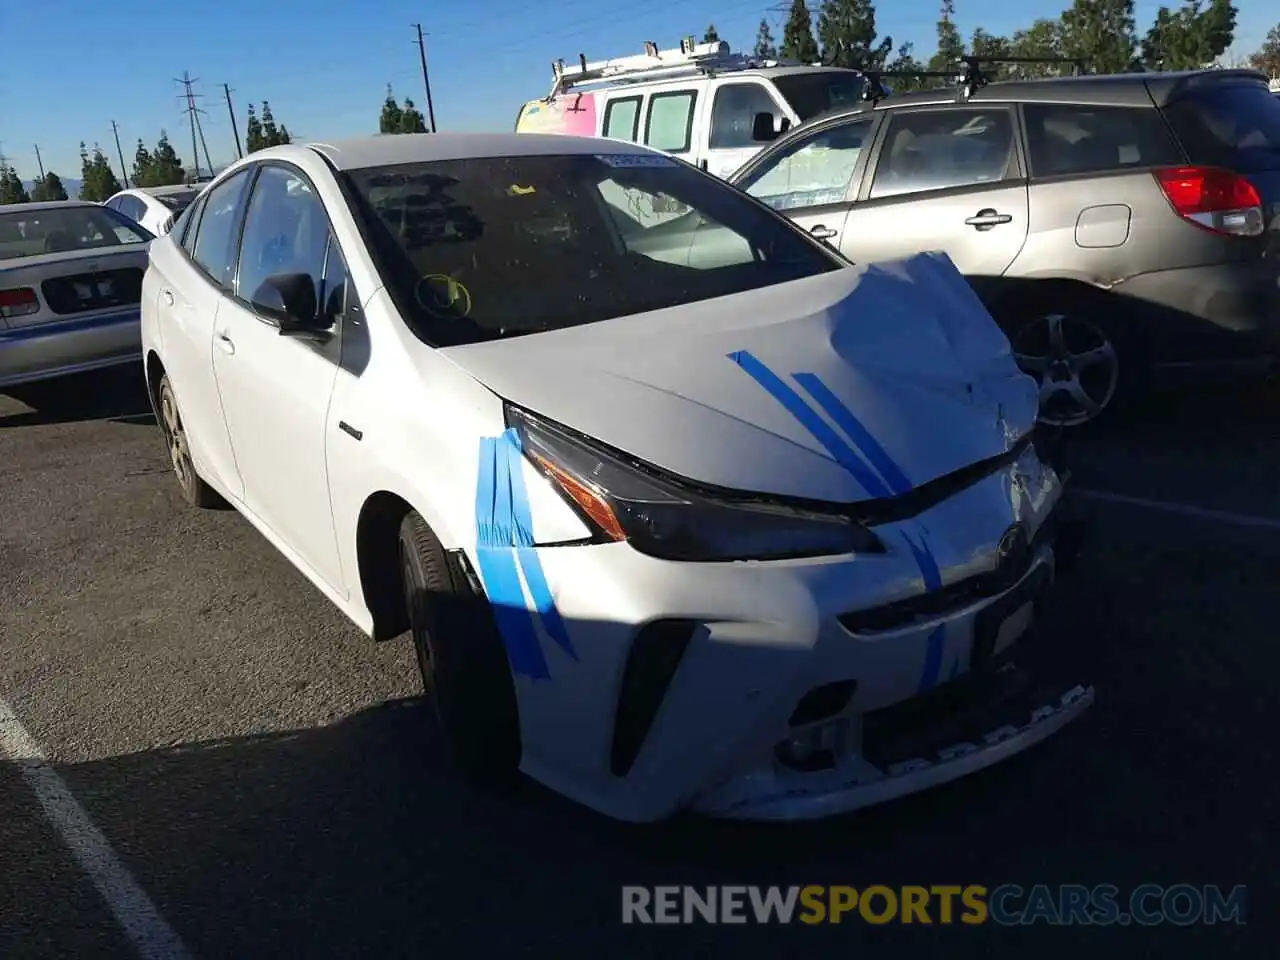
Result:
[903, 532, 946, 694]
[501, 430, 578, 662]
[475, 434, 551, 681]
[791, 372, 914, 496]
[728, 350, 894, 499]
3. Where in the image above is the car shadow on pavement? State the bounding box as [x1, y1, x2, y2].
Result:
[0, 367, 154, 429]
[29, 529, 1272, 960]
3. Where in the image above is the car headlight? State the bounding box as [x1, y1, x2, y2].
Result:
[506, 405, 884, 562]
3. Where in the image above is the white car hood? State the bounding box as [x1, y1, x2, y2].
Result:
[439, 252, 1039, 503]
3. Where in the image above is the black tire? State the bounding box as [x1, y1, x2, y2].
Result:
[156, 374, 224, 508]
[397, 512, 521, 785]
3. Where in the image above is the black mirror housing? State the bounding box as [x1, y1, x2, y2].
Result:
[250, 273, 323, 335]
[752, 112, 790, 142]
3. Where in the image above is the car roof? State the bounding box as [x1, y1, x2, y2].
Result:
[783, 68, 1271, 131]
[1, 200, 97, 214]
[299, 132, 659, 171]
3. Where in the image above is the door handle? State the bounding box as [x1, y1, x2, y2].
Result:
[215, 330, 235, 355]
[964, 209, 1013, 230]
[161, 289, 174, 307]
[809, 225, 839, 240]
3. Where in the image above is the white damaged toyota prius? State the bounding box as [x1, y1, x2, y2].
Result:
[141, 132, 1093, 822]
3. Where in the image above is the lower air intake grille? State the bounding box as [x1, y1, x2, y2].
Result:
[610, 619, 697, 777]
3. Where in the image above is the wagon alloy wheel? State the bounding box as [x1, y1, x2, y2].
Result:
[1012, 313, 1119, 428]
[159, 381, 195, 494]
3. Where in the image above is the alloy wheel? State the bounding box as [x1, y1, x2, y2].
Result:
[1012, 313, 1120, 428]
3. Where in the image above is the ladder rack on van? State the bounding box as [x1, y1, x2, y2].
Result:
[546, 36, 802, 99]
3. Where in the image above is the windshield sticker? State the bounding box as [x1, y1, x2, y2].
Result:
[595, 153, 678, 168]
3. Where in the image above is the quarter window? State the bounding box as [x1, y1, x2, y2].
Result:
[603, 97, 641, 141]
[1024, 104, 1183, 177]
[869, 109, 1015, 200]
[644, 91, 697, 154]
[190, 170, 252, 286]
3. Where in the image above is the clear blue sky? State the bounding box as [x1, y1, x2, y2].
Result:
[0, 0, 1273, 180]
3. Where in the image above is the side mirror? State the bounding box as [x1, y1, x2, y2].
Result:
[249, 273, 325, 336]
[751, 112, 791, 142]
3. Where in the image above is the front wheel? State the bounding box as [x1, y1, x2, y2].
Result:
[397, 512, 521, 786]
[1009, 312, 1122, 428]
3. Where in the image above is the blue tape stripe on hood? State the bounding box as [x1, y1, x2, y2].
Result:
[791, 372, 913, 496]
[502, 430, 577, 662]
[474, 429, 575, 680]
[903, 531, 947, 694]
[728, 350, 894, 500]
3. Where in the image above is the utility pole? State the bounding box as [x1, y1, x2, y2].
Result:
[33, 144, 46, 180]
[413, 24, 438, 132]
[223, 83, 244, 159]
[176, 73, 215, 180]
[110, 121, 130, 188]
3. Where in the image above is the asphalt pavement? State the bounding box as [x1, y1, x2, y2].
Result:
[1, 367, 1275, 959]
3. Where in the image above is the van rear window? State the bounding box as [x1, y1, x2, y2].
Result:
[1163, 84, 1280, 173]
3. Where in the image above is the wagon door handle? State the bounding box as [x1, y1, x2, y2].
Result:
[965, 208, 1013, 230]
[215, 330, 235, 355]
[809, 225, 839, 240]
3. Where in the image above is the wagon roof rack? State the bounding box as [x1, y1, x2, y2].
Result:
[546, 36, 816, 99]
[861, 55, 1089, 103]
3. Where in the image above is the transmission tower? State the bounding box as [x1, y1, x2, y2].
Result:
[175, 72, 216, 181]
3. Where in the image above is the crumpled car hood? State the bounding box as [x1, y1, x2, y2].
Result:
[438, 252, 1039, 503]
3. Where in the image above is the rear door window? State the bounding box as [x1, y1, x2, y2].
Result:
[1163, 84, 1280, 172]
[869, 108, 1016, 200]
[1023, 105, 1183, 177]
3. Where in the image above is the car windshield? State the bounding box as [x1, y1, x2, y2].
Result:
[1164, 83, 1280, 172]
[344, 153, 840, 346]
[0, 206, 151, 261]
[155, 191, 198, 212]
[771, 71, 868, 121]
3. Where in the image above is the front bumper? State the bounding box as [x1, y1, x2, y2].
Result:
[504, 460, 1092, 823]
[0, 309, 141, 389]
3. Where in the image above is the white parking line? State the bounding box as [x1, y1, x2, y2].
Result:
[1078, 488, 1280, 532]
[0, 696, 194, 960]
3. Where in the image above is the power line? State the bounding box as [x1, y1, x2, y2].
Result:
[412, 24, 438, 132]
[175, 73, 215, 180]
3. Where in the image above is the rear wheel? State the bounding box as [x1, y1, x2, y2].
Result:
[397, 512, 521, 785]
[157, 375, 223, 508]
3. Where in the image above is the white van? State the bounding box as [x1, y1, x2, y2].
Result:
[515, 38, 870, 179]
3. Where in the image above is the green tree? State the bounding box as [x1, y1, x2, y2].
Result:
[132, 139, 155, 188]
[1060, 0, 1139, 73]
[398, 98, 428, 134]
[970, 27, 1014, 80]
[928, 0, 965, 72]
[0, 162, 30, 204]
[379, 84, 404, 133]
[754, 19, 778, 59]
[259, 102, 292, 147]
[1008, 18, 1066, 76]
[817, 0, 893, 69]
[884, 41, 931, 92]
[78, 143, 122, 202]
[245, 105, 265, 153]
[703, 24, 720, 43]
[781, 0, 820, 63]
[1141, 0, 1237, 70]
[1249, 22, 1280, 76]
[147, 132, 186, 186]
[30, 172, 68, 202]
